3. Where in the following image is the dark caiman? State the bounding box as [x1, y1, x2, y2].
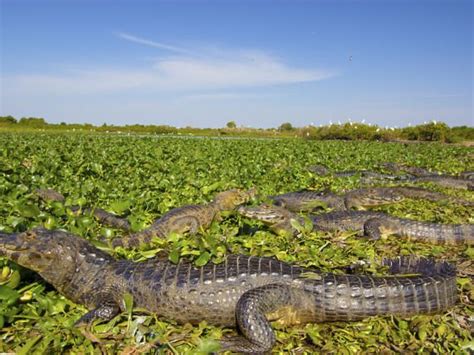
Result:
[238, 204, 474, 245]
[308, 164, 474, 190]
[0, 228, 458, 353]
[307, 164, 391, 179]
[382, 162, 474, 180]
[270, 186, 474, 212]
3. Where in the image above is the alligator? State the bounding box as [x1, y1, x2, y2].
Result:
[0, 228, 458, 353]
[36, 188, 256, 249]
[238, 204, 474, 245]
[270, 186, 474, 212]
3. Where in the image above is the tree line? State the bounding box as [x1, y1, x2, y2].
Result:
[0, 116, 472, 143]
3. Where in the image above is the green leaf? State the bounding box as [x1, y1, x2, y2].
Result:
[16, 335, 42, 355]
[109, 200, 131, 214]
[0, 285, 20, 306]
[195, 251, 211, 267]
[168, 248, 180, 264]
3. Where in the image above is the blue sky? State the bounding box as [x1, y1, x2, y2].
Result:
[1, 0, 472, 128]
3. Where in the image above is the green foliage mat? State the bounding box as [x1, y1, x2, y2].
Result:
[0, 133, 473, 353]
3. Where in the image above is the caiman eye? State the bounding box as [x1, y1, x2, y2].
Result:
[24, 232, 38, 241]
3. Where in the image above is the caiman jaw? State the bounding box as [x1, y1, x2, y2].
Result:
[0, 232, 28, 262]
[237, 206, 284, 223]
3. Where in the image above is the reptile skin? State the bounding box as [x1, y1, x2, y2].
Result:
[0, 228, 457, 353]
[270, 186, 473, 212]
[238, 204, 474, 245]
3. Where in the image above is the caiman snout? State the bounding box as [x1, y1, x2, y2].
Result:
[0, 231, 31, 263]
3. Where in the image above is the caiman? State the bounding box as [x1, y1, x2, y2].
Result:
[270, 186, 474, 212]
[382, 162, 474, 180]
[307, 164, 391, 179]
[309, 164, 474, 190]
[112, 188, 256, 248]
[0, 228, 458, 353]
[36, 188, 256, 249]
[238, 204, 474, 245]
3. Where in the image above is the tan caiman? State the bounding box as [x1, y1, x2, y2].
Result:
[238, 204, 474, 245]
[0, 228, 458, 353]
[36, 188, 256, 249]
[270, 186, 474, 212]
[111, 188, 256, 248]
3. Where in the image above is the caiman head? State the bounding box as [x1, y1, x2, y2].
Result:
[0, 228, 113, 289]
[237, 203, 301, 235]
[212, 187, 257, 211]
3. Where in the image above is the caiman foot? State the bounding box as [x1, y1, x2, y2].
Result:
[75, 303, 119, 327]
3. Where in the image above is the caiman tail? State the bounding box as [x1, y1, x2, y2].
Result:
[223, 256, 457, 352]
[388, 218, 474, 245]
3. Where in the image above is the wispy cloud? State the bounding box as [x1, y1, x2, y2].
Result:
[4, 33, 336, 96]
[116, 32, 195, 55]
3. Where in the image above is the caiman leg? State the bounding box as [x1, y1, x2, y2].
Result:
[168, 216, 202, 235]
[111, 229, 157, 248]
[220, 284, 292, 353]
[75, 301, 120, 326]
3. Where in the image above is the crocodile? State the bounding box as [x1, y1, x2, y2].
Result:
[0, 228, 458, 353]
[270, 186, 474, 212]
[238, 204, 474, 245]
[111, 188, 256, 248]
[36, 188, 256, 249]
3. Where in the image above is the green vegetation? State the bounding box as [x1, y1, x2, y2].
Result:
[0, 133, 473, 353]
[1, 115, 473, 142]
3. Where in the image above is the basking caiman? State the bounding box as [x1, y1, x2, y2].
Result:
[238, 204, 474, 245]
[36, 188, 256, 249]
[308, 164, 474, 190]
[307, 164, 391, 179]
[112, 188, 256, 248]
[270, 186, 474, 212]
[0, 228, 458, 353]
[382, 162, 474, 180]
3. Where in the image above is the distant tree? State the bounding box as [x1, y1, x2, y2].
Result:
[226, 121, 237, 129]
[278, 122, 294, 131]
[0, 116, 17, 124]
[18, 117, 46, 126]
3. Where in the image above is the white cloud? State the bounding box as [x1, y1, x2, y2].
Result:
[3, 33, 336, 96]
[116, 32, 195, 56]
